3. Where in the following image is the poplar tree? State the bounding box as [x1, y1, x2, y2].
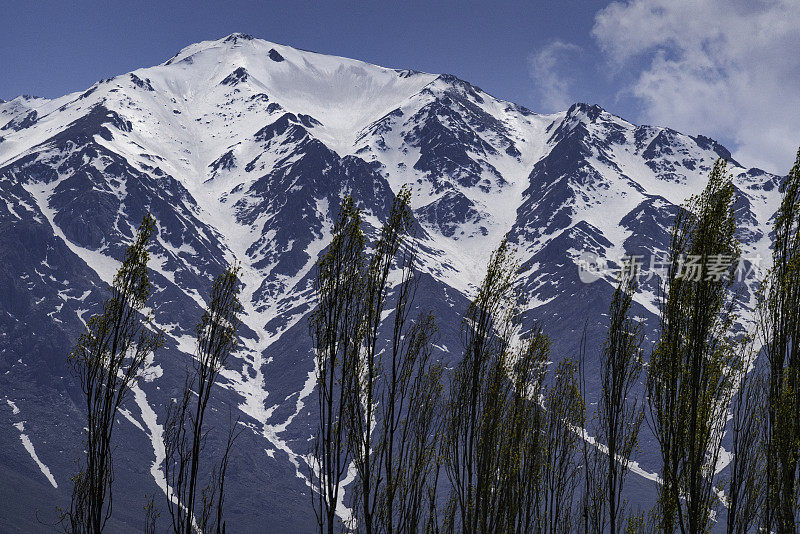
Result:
[540, 358, 584, 534]
[310, 190, 443, 533]
[163, 264, 243, 534]
[758, 147, 800, 532]
[579, 325, 605, 534]
[598, 263, 644, 534]
[61, 214, 164, 534]
[310, 196, 366, 534]
[647, 159, 741, 533]
[375, 310, 443, 534]
[726, 344, 764, 534]
[443, 239, 559, 534]
[443, 238, 519, 533]
[346, 187, 443, 534]
[503, 327, 550, 534]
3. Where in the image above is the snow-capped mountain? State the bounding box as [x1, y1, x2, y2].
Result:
[0, 34, 782, 532]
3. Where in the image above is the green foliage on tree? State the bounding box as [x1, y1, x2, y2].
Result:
[442, 238, 581, 534]
[647, 159, 741, 533]
[56, 149, 800, 533]
[311, 190, 443, 534]
[163, 264, 243, 534]
[345, 187, 444, 534]
[758, 148, 800, 532]
[598, 263, 644, 534]
[60, 214, 164, 534]
[540, 358, 584, 534]
[725, 340, 765, 534]
[443, 237, 520, 532]
[310, 195, 367, 534]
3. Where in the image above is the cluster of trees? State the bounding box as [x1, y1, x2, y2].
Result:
[56, 147, 800, 533]
[57, 214, 244, 533]
[310, 151, 800, 533]
[646, 151, 800, 534]
[308, 188, 641, 533]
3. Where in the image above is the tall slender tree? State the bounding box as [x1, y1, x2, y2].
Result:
[346, 187, 415, 534]
[758, 147, 800, 532]
[443, 238, 559, 534]
[726, 341, 764, 534]
[311, 190, 443, 533]
[443, 238, 519, 533]
[163, 264, 243, 534]
[376, 310, 443, 534]
[647, 159, 741, 533]
[599, 262, 644, 534]
[579, 324, 605, 534]
[506, 328, 550, 534]
[310, 196, 366, 534]
[540, 358, 584, 534]
[343, 187, 445, 534]
[61, 214, 164, 534]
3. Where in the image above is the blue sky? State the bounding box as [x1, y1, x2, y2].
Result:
[0, 1, 608, 106]
[2, 0, 798, 173]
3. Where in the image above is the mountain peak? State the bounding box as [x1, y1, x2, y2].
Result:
[162, 33, 277, 66]
[565, 102, 608, 122]
[221, 32, 255, 43]
[160, 33, 433, 82]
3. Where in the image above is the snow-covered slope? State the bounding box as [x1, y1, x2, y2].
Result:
[0, 34, 782, 532]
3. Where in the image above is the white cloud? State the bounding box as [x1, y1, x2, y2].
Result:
[592, 0, 800, 174]
[529, 40, 582, 113]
